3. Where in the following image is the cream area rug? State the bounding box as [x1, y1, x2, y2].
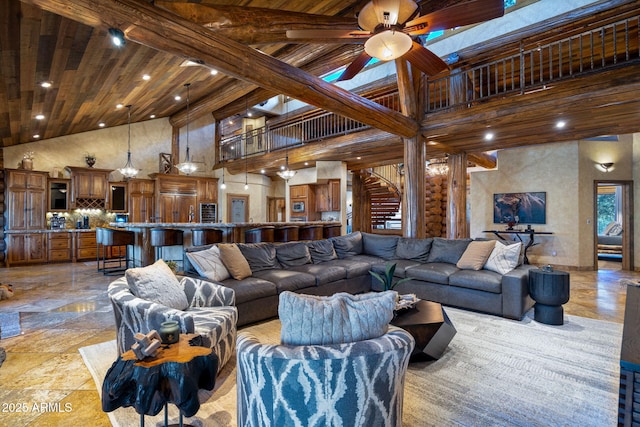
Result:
[80, 308, 622, 427]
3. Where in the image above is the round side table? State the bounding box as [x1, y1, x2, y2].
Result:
[528, 268, 570, 325]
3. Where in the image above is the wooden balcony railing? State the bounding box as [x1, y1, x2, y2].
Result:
[219, 14, 640, 163]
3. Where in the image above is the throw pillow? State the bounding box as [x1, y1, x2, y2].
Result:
[307, 240, 338, 264]
[276, 242, 312, 268]
[237, 243, 280, 272]
[361, 232, 399, 260]
[602, 221, 618, 235]
[426, 238, 472, 265]
[484, 242, 523, 274]
[457, 240, 496, 270]
[278, 290, 397, 346]
[125, 259, 189, 310]
[218, 244, 252, 280]
[329, 231, 363, 258]
[185, 246, 230, 282]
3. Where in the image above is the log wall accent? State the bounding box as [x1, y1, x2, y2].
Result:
[447, 153, 468, 239]
[425, 175, 448, 238]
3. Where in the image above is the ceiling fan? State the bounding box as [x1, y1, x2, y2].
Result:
[286, 0, 505, 81]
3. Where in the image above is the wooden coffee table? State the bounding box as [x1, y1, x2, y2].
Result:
[391, 300, 457, 361]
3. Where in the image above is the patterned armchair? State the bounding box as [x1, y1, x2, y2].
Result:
[236, 326, 415, 427]
[108, 276, 237, 373]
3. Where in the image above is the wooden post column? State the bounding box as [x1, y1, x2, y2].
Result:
[446, 153, 468, 239]
[351, 173, 370, 233]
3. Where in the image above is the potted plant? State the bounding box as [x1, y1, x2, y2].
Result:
[369, 262, 411, 291]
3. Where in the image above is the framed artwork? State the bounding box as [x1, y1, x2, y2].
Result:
[493, 192, 546, 224]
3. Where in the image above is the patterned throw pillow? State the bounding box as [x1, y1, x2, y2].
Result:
[186, 246, 230, 282]
[278, 290, 397, 346]
[125, 259, 189, 310]
[218, 244, 252, 280]
[484, 242, 523, 274]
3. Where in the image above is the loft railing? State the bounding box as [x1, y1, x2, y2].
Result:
[425, 14, 640, 112]
[220, 14, 639, 162]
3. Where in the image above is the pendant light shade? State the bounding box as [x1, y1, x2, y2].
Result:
[176, 83, 198, 175]
[276, 153, 297, 181]
[118, 105, 139, 179]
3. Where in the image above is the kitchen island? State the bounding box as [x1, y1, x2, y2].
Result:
[110, 221, 343, 267]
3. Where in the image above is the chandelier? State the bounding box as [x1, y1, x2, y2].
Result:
[426, 158, 449, 176]
[176, 83, 198, 175]
[276, 152, 296, 181]
[118, 105, 139, 179]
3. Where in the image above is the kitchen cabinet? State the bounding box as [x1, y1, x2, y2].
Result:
[76, 231, 97, 261]
[48, 179, 70, 211]
[65, 166, 110, 208]
[153, 174, 212, 223]
[315, 180, 341, 212]
[158, 193, 197, 223]
[6, 169, 47, 231]
[197, 178, 218, 203]
[108, 182, 127, 212]
[6, 233, 47, 266]
[289, 184, 318, 220]
[128, 179, 155, 223]
[48, 232, 72, 262]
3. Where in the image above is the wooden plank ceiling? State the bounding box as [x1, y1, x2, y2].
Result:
[2, 0, 640, 174]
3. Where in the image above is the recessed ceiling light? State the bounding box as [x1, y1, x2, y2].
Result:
[116, 104, 123, 109]
[247, 112, 252, 117]
[33, 134, 40, 139]
[40, 81, 52, 88]
[280, 165, 285, 170]
[356, 156, 362, 160]
[484, 132, 494, 141]
[174, 95, 181, 101]
[304, 162, 309, 166]
[150, 114, 156, 119]
[556, 120, 566, 129]
[108, 28, 125, 47]
[35, 114, 45, 120]
[260, 169, 265, 174]
[142, 74, 150, 81]
[210, 69, 218, 75]
[98, 122, 105, 128]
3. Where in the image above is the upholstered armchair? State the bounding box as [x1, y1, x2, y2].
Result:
[236, 326, 415, 426]
[108, 273, 237, 373]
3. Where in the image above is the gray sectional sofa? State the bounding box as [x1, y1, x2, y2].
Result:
[185, 231, 535, 327]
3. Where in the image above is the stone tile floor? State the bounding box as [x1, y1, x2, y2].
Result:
[0, 259, 637, 426]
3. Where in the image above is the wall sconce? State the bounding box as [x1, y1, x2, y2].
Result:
[600, 162, 614, 172]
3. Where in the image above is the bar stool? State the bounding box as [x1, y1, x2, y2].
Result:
[298, 224, 324, 241]
[323, 224, 342, 239]
[97, 227, 135, 275]
[275, 225, 299, 242]
[191, 228, 223, 246]
[151, 228, 184, 267]
[245, 226, 275, 243]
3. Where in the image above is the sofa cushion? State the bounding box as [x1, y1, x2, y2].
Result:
[220, 277, 277, 305]
[370, 259, 421, 278]
[449, 269, 503, 293]
[484, 242, 522, 274]
[426, 238, 473, 265]
[348, 254, 386, 268]
[323, 259, 371, 278]
[218, 244, 252, 280]
[253, 269, 317, 293]
[275, 242, 311, 268]
[361, 232, 399, 260]
[238, 243, 281, 272]
[330, 231, 363, 258]
[457, 240, 496, 270]
[278, 290, 397, 345]
[290, 264, 347, 285]
[307, 239, 338, 264]
[395, 238, 433, 263]
[185, 245, 231, 282]
[405, 262, 459, 285]
[125, 259, 189, 310]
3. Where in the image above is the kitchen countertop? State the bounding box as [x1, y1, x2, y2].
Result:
[5, 229, 97, 234]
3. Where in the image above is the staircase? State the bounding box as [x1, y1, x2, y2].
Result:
[357, 166, 402, 229]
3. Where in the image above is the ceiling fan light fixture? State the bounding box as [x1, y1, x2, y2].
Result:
[364, 30, 412, 61]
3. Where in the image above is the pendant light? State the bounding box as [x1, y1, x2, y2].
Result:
[118, 105, 139, 179]
[276, 97, 296, 181]
[220, 168, 226, 190]
[176, 83, 198, 175]
[244, 97, 249, 190]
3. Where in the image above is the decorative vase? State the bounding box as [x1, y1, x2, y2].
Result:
[85, 157, 96, 168]
[159, 321, 179, 344]
[21, 158, 33, 170]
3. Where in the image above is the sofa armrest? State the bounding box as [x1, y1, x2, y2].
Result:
[180, 276, 235, 308]
[501, 265, 536, 319]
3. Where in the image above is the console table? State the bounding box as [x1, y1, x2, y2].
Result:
[483, 230, 553, 264]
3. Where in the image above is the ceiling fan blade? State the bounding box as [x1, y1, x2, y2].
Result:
[286, 29, 370, 42]
[403, 42, 449, 76]
[336, 51, 373, 81]
[405, 0, 504, 35]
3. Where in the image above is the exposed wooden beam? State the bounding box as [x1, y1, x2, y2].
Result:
[23, 0, 419, 138]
